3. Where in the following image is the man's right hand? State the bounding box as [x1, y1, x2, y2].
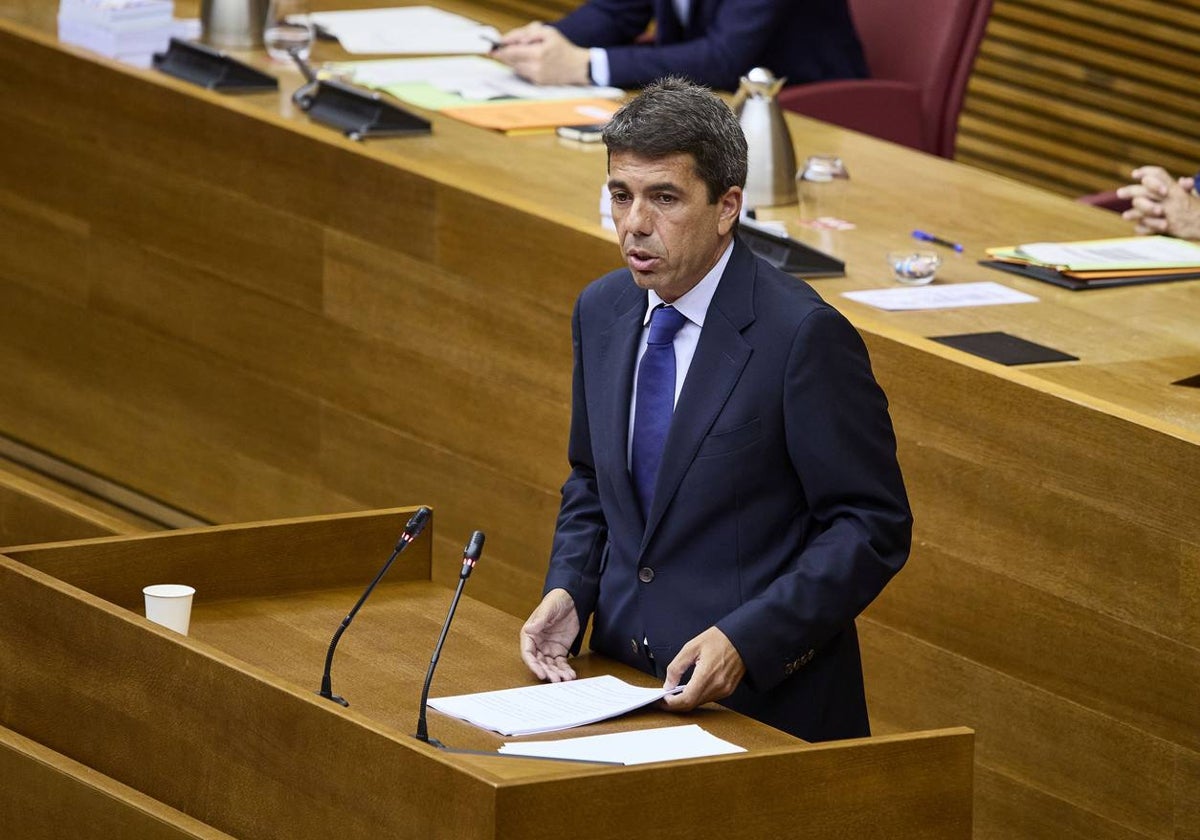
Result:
[520, 588, 580, 682]
[492, 23, 591, 86]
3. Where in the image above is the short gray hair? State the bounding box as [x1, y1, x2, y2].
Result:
[602, 77, 748, 203]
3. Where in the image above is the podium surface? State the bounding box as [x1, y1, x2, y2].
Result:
[0, 508, 973, 839]
[5, 4, 1190, 838]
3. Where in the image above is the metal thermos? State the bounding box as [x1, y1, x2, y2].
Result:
[200, 0, 268, 48]
[733, 67, 798, 208]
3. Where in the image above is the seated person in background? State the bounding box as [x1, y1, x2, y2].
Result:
[491, 0, 868, 92]
[1115, 165, 1200, 240]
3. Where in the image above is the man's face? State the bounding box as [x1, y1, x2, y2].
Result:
[607, 151, 742, 303]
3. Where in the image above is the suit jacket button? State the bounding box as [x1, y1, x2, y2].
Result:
[638, 567, 655, 583]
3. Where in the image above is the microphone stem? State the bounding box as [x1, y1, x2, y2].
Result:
[317, 533, 412, 704]
[416, 575, 467, 744]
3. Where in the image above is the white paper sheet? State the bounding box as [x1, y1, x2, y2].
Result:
[499, 724, 746, 765]
[842, 281, 1037, 311]
[429, 675, 683, 736]
[1017, 235, 1200, 269]
[342, 56, 624, 101]
[310, 6, 498, 54]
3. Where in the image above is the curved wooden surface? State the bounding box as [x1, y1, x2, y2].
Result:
[0, 4, 1197, 839]
[0, 510, 974, 840]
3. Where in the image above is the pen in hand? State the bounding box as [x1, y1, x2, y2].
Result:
[912, 229, 964, 252]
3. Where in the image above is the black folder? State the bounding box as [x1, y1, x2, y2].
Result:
[979, 259, 1200, 291]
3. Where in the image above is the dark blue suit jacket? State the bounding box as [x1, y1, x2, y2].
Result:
[553, 0, 868, 91]
[544, 239, 911, 742]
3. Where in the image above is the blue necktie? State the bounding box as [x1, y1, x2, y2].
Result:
[632, 305, 688, 516]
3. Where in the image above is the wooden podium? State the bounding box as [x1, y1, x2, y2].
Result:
[0, 507, 973, 839]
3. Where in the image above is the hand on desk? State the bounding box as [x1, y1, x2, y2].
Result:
[660, 626, 746, 712]
[493, 22, 591, 86]
[1116, 165, 1200, 240]
[520, 587, 580, 682]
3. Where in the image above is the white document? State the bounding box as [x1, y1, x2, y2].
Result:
[310, 6, 499, 55]
[343, 56, 624, 101]
[1017, 235, 1200, 269]
[499, 724, 746, 765]
[842, 281, 1038, 311]
[429, 675, 683, 736]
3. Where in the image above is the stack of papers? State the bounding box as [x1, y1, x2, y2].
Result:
[309, 6, 499, 55]
[499, 724, 746, 765]
[57, 0, 174, 66]
[983, 236, 1200, 290]
[429, 674, 683, 736]
[334, 56, 624, 110]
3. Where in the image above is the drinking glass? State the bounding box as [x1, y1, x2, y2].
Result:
[263, 0, 313, 62]
[796, 154, 850, 221]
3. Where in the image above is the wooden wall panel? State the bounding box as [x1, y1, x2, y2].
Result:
[0, 468, 141, 546]
[0, 727, 234, 840]
[862, 621, 1185, 840]
[956, 0, 1200, 197]
[2, 10, 1198, 840]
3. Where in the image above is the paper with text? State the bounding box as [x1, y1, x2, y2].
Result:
[429, 675, 683, 736]
[499, 724, 746, 764]
[310, 6, 498, 54]
[843, 281, 1038, 311]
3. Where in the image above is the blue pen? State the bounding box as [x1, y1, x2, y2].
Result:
[912, 229, 964, 252]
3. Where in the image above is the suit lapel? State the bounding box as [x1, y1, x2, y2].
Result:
[642, 240, 757, 547]
[596, 281, 648, 529]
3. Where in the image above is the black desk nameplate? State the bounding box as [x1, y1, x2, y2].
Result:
[294, 80, 431, 141]
[152, 38, 278, 93]
[739, 219, 844, 279]
[931, 331, 1078, 366]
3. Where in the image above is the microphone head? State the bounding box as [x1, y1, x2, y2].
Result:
[405, 506, 432, 538]
[464, 531, 485, 561]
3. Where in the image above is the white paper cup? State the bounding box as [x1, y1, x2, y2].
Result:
[143, 584, 196, 635]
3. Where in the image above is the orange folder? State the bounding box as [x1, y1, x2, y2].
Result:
[441, 98, 621, 134]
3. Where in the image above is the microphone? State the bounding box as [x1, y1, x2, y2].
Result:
[415, 530, 485, 747]
[317, 506, 431, 706]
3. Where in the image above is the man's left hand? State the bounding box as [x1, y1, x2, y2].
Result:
[660, 626, 746, 712]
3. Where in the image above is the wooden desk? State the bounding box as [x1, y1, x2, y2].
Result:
[0, 508, 973, 839]
[0, 5, 1196, 839]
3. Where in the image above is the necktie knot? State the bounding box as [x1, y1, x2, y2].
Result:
[646, 305, 687, 346]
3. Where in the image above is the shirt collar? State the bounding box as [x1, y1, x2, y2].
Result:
[643, 239, 734, 327]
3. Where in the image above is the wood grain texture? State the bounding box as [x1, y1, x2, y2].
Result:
[955, 0, 1199, 196]
[0, 513, 974, 840]
[0, 466, 141, 546]
[0, 727, 235, 840]
[0, 6, 1197, 839]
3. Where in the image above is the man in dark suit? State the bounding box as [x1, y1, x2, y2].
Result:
[492, 0, 867, 91]
[519, 78, 911, 742]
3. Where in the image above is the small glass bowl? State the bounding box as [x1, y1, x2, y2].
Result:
[887, 251, 942, 285]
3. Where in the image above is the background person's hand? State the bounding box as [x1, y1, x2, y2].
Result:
[493, 23, 591, 86]
[1117, 166, 1200, 239]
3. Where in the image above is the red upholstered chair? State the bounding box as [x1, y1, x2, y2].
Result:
[1077, 190, 1132, 213]
[776, 0, 993, 158]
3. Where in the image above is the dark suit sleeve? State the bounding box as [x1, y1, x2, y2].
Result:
[555, 0, 792, 90]
[553, 0, 655, 50]
[716, 306, 912, 693]
[543, 296, 608, 649]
